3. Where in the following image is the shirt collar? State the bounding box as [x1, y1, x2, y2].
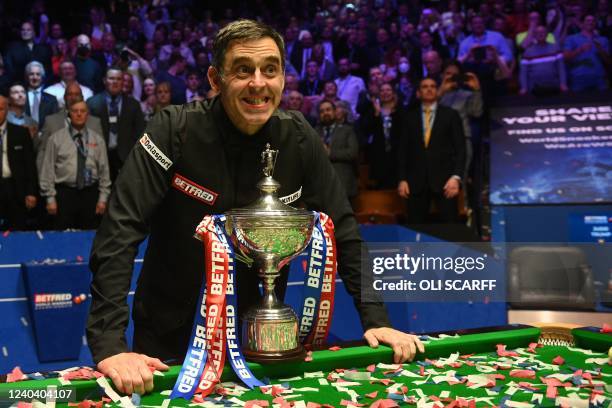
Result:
[29, 86, 43, 94]
[0, 121, 6, 134]
[422, 102, 437, 112]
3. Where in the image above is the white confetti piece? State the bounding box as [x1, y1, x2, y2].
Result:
[304, 371, 325, 378]
[585, 357, 608, 364]
[292, 401, 307, 408]
[531, 394, 543, 404]
[504, 401, 534, 408]
[20, 317, 28, 327]
[318, 378, 328, 386]
[344, 371, 371, 381]
[36, 230, 44, 239]
[567, 347, 600, 355]
[153, 370, 164, 376]
[160, 399, 170, 408]
[58, 377, 71, 386]
[2, 346, 7, 357]
[228, 397, 245, 406]
[119, 396, 136, 408]
[291, 387, 319, 392]
[377, 363, 402, 370]
[505, 386, 518, 396]
[556, 393, 589, 408]
[399, 369, 423, 378]
[439, 391, 450, 398]
[82, 335, 87, 346]
[97, 377, 122, 402]
[485, 389, 499, 396]
[160, 390, 172, 396]
[278, 376, 302, 382]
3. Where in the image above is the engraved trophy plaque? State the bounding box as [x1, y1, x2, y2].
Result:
[225, 144, 316, 363]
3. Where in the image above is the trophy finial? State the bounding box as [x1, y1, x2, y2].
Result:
[261, 143, 277, 177]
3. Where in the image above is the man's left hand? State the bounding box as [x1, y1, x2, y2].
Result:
[443, 177, 460, 198]
[96, 202, 107, 215]
[364, 327, 425, 363]
[25, 195, 37, 209]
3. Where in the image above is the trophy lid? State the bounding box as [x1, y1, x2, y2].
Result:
[228, 143, 311, 217]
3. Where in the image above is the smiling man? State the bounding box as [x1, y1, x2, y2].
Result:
[88, 20, 424, 396]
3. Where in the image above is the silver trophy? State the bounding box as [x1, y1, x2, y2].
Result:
[225, 144, 316, 363]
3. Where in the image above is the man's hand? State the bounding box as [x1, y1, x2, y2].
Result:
[96, 201, 107, 215]
[25, 195, 37, 209]
[443, 177, 460, 198]
[364, 327, 425, 363]
[97, 352, 169, 395]
[464, 72, 481, 91]
[46, 202, 57, 215]
[397, 180, 410, 199]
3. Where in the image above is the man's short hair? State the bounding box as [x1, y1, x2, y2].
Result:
[169, 51, 185, 67]
[318, 99, 336, 111]
[105, 66, 123, 78]
[419, 76, 438, 87]
[25, 61, 45, 78]
[68, 97, 86, 109]
[212, 19, 285, 73]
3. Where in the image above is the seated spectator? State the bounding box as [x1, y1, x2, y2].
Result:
[44, 61, 94, 108]
[0, 96, 38, 231]
[299, 60, 324, 97]
[185, 70, 205, 102]
[334, 57, 366, 119]
[563, 15, 610, 92]
[154, 81, 172, 112]
[38, 83, 103, 170]
[24, 61, 58, 129]
[4, 21, 52, 83]
[311, 43, 337, 82]
[315, 100, 359, 200]
[520, 26, 567, 95]
[39, 100, 110, 230]
[155, 52, 187, 104]
[50, 38, 70, 78]
[74, 34, 104, 93]
[159, 29, 195, 67]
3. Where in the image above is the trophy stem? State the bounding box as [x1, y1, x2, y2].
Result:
[261, 274, 278, 309]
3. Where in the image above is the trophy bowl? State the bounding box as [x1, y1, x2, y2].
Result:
[225, 207, 316, 363]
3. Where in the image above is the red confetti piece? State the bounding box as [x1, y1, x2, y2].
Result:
[245, 401, 270, 408]
[76, 255, 84, 262]
[419, 366, 425, 376]
[526, 342, 540, 353]
[340, 400, 366, 406]
[3, 230, 11, 237]
[601, 323, 612, 333]
[509, 369, 536, 379]
[496, 344, 519, 357]
[328, 346, 342, 351]
[365, 391, 379, 399]
[63, 368, 104, 381]
[335, 368, 346, 373]
[366, 364, 375, 373]
[546, 384, 558, 399]
[370, 399, 399, 408]
[552, 355, 565, 365]
[16, 403, 32, 408]
[192, 394, 204, 403]
[518, 382, 540, 391]
[6, 366, 26, 382]
[306, 403, 322, 408]
[460, 354, 474, 359]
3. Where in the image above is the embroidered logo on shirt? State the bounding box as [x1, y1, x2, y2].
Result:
[280, 186, 302, 204]
[140, 133, 173, 170]
[172, 173, 218, 206]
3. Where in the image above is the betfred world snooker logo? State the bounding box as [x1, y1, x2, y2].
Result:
[33, 293, 87, 310]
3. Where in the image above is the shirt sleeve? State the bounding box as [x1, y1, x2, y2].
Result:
[295, 112, 392, 331]
[96, 136, 111, 203]
[87, 106, 185, 363]
[39, 133, 57, 203]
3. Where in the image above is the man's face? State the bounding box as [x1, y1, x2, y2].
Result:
[306, 61, 319, 77]
[69, 101, 88, 128]
[187, 74, 201, 91]
[60, 62, 76, 82]
[208, 37, 284, 135]
[102, 34, 115, 53]
[338, 58, 350, 76]
[64, 84, 83, 107]
[122, 73, 133, 94]
[423, 52, 442, 76]
[51, 23, 62, 39]
[417, 78, 438, 104]
[323, 82, 337, 98]
[419, 31, 432, 48]
[144, 43, 156, 60]
[156, 84, 171, 106]
[376, 28, 388, 44]
[583, 15, 596, 32]
[370, 67, 383, 85]
[301, 32, 313, 48]
[28, 65, 44, 88]
[170, 30, 182, 46]
[472, 17, 485, 36]
[104, 69, 124, 96]
[284, 74, 298, 91]
[535, 26, 548, 42]
[10, 85, 27, 107]
[319, 101, 335, 125]
[0, 97, 7, 124]
[21, 23, 34, 41]
[287, 91, 303, 110]
[379, 84, 394, 103]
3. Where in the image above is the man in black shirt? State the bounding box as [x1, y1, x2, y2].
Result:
[89, 19, 424, 396]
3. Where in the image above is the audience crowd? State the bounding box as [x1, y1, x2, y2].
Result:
[0, 0, 610, 232]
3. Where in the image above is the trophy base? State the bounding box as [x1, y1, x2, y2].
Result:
[242, 344, 306, 364]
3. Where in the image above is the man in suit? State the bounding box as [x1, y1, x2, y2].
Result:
[3, 22, 52, 83]
[38, 83, 103, 171]
[290, 30, 314, 79]
[24, 61, 58, 130]
[397, 77, 465, 224]
[315, 100, 359, 200]
[0, 96, 38, 230]
[87, 67, 145, 181]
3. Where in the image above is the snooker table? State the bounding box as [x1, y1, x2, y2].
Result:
[1, 325, 610, 407]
